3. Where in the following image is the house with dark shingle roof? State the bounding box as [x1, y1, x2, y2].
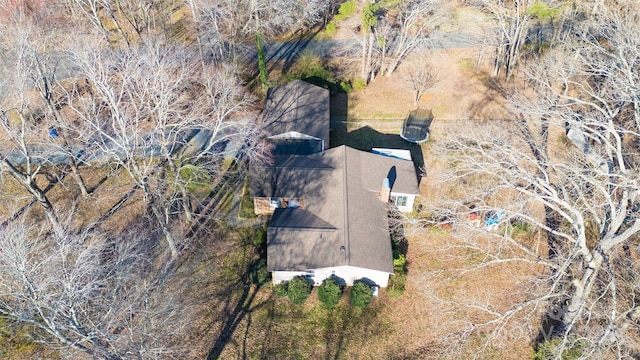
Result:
[251, 81, 420, 288]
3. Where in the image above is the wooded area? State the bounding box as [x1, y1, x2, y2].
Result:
[0, 0, 639, 359]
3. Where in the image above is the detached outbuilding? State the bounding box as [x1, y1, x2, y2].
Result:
[261, 80, 330, 155]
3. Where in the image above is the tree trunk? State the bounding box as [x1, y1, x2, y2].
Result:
[360, 32, 368, 79]
[68, 156, 90, 197]
[560, 250, 604, 332]
[379, 38, 386, 77]
[1, 159, 64, 237]
[365, 31, 375, 83]
[149, 201, 179, 259]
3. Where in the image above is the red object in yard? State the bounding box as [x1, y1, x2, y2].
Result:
[468, 211, 481, 227]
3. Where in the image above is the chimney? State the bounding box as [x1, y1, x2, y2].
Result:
[380, 177, 391, 203]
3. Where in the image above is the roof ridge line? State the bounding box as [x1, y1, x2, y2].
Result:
[342, 145, 350, 267]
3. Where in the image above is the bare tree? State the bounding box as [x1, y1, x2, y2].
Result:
[0, 219, 192, 359]
[427, 20, 640, 356]
[1, 9, 91, 198]
[69, 0, 133, 46]
[379, 0, 451, 77]
[357, 0, 450, 83]
[0, 10, 75, 236]
[67, 38, 261, 258]
[407, 61, 440, 106]
[0, 114, 65, 237]
[471, 0, 532, 80]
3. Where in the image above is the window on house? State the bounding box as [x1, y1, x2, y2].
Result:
[269, 197, 280, 210]
[394, 195, 408, 207]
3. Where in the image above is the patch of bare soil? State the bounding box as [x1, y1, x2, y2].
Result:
[348, 48, 511, 123]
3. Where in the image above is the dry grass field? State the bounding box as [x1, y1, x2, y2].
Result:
[0, 2, 549, 359]
[181, 43, 544, 359]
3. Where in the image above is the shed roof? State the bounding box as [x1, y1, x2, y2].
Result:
[261, 80, 330, 149]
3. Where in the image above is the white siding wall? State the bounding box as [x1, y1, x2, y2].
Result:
[390, 192, 416, 213]
[272, 266, 391, 288]
[272, 271, 307, 285]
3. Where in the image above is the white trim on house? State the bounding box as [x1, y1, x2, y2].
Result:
[372, 148, 412, 161]
[390, 192, 416, 213]
[272, 265, 392, 288]
[268, 131, 325, 152]
[269, 131, 321, 140]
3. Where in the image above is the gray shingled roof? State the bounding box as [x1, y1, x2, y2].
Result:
[254, 146, 420, 274]
[261, 80, 330, 148]
[270, 208, 336, 230]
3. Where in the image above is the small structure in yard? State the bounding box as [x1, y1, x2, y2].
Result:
[485, 211, 506, 231]
[400, 108, 432, 143]
[261, 80, 330, 155]
[468, 205, 481, 227]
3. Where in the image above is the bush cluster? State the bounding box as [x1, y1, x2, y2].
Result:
[352, 78, 367, 91]
[325, 21, 337, 37]
[286, 51, 334, 83]
[287, 276, 312, 305]
[349, 281, 373, 308]
[317, 278, 342, 308]
[248, 259, 270, 287]
[335, 0, 357, 21]
[386, 273, 406, 299]
[274, 282, 288, 297]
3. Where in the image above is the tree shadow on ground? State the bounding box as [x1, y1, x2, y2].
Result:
[187, 166, 241, 239]
[246, 29, 323, 91]
[269, 29, 323, 75]
[388, 342, 440, 360]
[202, 226, 272, 359]
[1, 172, 66, 227]
[206, 280, 263, 360]
[465, 76, 511, 120]
[256, 300, 390, 360]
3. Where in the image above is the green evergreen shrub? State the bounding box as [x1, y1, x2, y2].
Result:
[248, 259, 270, 287]
[326, 21, 337, 36]
[317, 277, 342, 308]
[339, 80, 352, 93]
[352, 77, 367, 90]
[393, 250, 406, 271]
[349, 281, 373, 308]
[253, 228, 265, 248]
[532, 336, 587, 360]
[287, 276, 312, 305]
[386, 273, 406, 298]
[274, 282, 288, 297]
[287, 51, 334, 83]
[335, 0, 357, 21]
